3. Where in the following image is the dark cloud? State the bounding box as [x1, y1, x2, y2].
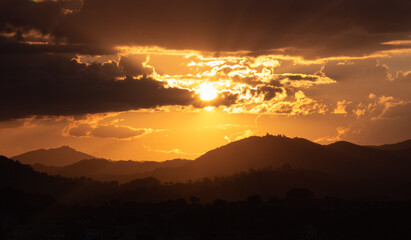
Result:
[118, 55, 153, 76]
[280, 75, 318, 82]
[0, 39, 112, 57]
[0, 119, 26, 129]
[1, 0, 410, 121]
[68, 123, 151, 139]
[0, 0, 63, 33]
[2, 0, 411, 58]
[91, 125, 147, 139]
[192, 91, 239, 108]
[68, 124, 93, 137]
[0, 51, 198, 121]
[251, 85, 283, 101]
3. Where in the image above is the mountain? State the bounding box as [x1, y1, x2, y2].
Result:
[326, 141, 399, 170]
[2, 135, 411, 202]
[192, 136, 347, 176]
[370, 139, 411, 150]
[367, 139, 411, 159]
[0, 155, 116, 204]
[3, 156, 411, 239]
[11, 146, 95, 166]
[23, 135, 411, 184]
[33, 158, 191, 183]
[1, 155, 331, 203]
[142, 135, 411, 182]
[35, 135, 347, 182]
[2, 152, 411, 202]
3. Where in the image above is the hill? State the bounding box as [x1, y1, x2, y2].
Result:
[12, 146, 95, 166]
[3, 154, 411, 240]
[33, 158, 191, 183]
[370, 139, 411, 150]
[2, 152, 411, 203]
[141, 135, 411, 182]
[367, 139, 411, 159]
[1, 155, 335, 202]
[21, 135, 411, 185]
[0, 155, 116, 204]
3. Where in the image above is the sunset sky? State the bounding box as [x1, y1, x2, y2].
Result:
[1, 0, 410, 160]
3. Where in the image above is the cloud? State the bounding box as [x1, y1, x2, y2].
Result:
[333, 100, 352, 114]
[224, 129, 254, 143]
[315, 58, 411, 105]
[118, 55, 153, 76]
[315, 126, 351, 144]
[344, 93, 411, 120]
[222, 90, 328, 115]
[143, 145, 203, 156]
[202, 123, 252, 130]
[276, 72, 336, 88]
[91, 125, 150, 139]
[0, 117, 36, 129]
[1, 0, 410, 122]
[395, 70, 411, 82]
[2, 0, 411, 58]
[153, 54, 336, 115]
[67, 122, 161, 140]
[0, 52, 200, 120]
[372, 96, 410, 120]
[376, 101, 411, 120]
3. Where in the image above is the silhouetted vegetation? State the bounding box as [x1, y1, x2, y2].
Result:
[3, 185, 411, 239]
[2, 136, 411, 239]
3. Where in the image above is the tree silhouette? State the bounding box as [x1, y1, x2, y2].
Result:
[286, 188, 315, 201]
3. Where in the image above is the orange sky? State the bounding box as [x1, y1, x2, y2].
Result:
[0, 0, 410, 160]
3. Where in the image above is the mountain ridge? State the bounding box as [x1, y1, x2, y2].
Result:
[133, 135, 411, 182]
[12, 146, 95, 167]
[2, 135, 411, 201]
[13, 135, 411, 183]
[33, 158, 191, 183]
[368, 139, 411, 150]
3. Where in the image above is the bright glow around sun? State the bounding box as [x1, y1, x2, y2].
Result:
[199, 83, 218, 101]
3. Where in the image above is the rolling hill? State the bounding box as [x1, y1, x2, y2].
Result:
[14, 135, 411, 184]
[141, 135, 411, 182]
[11, 146, 95, 166]
[0, 155, 116, 203]
[33, 158, 191, 183]
[2, 135, 411, 201]
[370, 139, 411, 150]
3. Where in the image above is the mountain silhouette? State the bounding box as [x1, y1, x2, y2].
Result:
[2, 134, 411, 202]
[327, 141, 395, 165]
[368, 139, 411, 159]
[191, 135, 346, 177]
[19, 135, 411, 184]
[11, 146, 95, 166]
[33, 158, 190, 183]
[140, 135, 411, 182]
[370, 139, 411, 150]
[3, 155, 411, 239]
[0, 155, 116, 203]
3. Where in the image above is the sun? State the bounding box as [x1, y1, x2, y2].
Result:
[199, 83, 218, 101]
